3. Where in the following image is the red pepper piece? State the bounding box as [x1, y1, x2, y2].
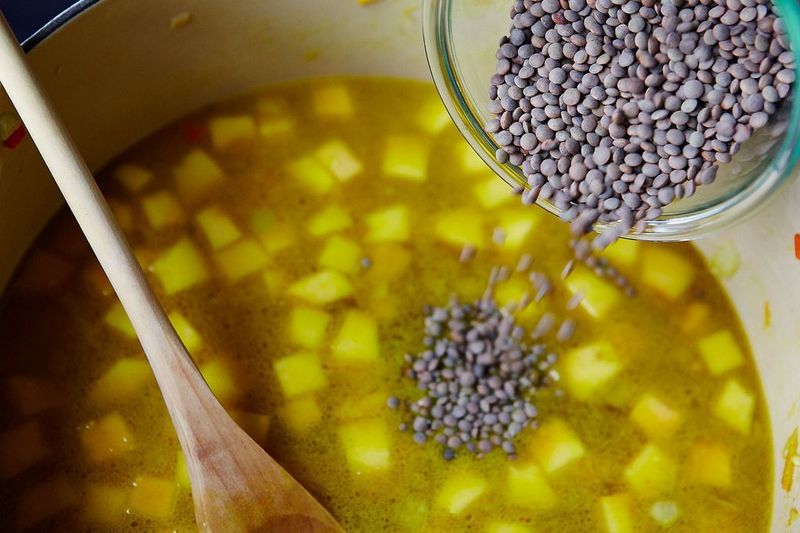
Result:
[3, 124, 26, 149]
[182, 121, 206, 144]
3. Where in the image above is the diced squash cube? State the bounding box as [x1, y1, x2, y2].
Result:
[288, 270, 354, 305]
[332, 311, 380, 363]
[173, 149, 224, 201]
[681, 301, 710, 334]
[382, 135, 429, 182]
[366, 205, 410, 243]
[114, 163, 153, 193]
[16, 474, 77, 529]
[215, 238, 269, 281]
[624, 444, 677, 497]
[128, 476, 176, 520]
[286, 156, 335, 195]
[630, 394, 682, 440]
[319, 235, 362, 275]
[80, 412, 136, 463]
[435, 209, 484, 248]
[152, 238, 209, 294]
[141, 191, 186, 229]
[486, 523, 534, 533]
[88, 358, 152, 406]
[313, 84, 354, 118]
[599, 493, 633, 533]
[494, 278, 531, 309]
[209, 115, 256, 149]
[473, 176, 513, 209]
[641, 247, 695, 300]
[415, 95, 451, 134]
[308, 205, 353, 237]
[649, 501, 679, 527]
[274, 352, 327, 398]
[85, 483, 128, 524]
[687, 442, 732, 487]
[314, 139, 363, 182]
[565, 266, 620, 319]
[339, 418, 391, 473]
[366, 243, 411, 282]
[0, 421, 51, 478]
[262, 268, 287, 295]
[714, 379, 755, 435]
[334, 392, 387, 422]
[282, 396, 323, 434]
[697, 330, 744, 375]
[200, 360, 240, 406]
[168, 312, 203, 353]
[496, 210, 539, 251]
[436, 470, 487, 514]
[7, 376, 59, 416]
[506, 463, 557, 510]
[104, 302, 136, 339]
[601, 239, 640, 268]
[529, 418, 586, 473]
[457, 141, 489, 174]
[195, 206, 242, 250]
[562, 342, 622, 401]
[251, 210, 295, 253]
[230, 409, 271, 443]
[289, 306, 331, 349]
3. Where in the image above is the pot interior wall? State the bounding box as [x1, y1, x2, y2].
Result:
[0, 0, 797, 528]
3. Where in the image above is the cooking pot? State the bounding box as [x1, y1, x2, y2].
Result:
[0, 0, 797, 530]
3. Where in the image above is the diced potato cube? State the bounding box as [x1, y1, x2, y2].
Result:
[0, 421, 51, 478]
[415, 95, 451, 134]
[496, 210, 539, 251]
[314, 139, 363, 182]
[308, 205, 353, 237]
[630, 394, 682, 440]
[456, 141, 489, 173]
[274, 352, 327, 398]
[697, 330, 745, 375]
[251, 210, 296, 253]
[114, 163, 153, 193]
[494, 278, 531, 309]
[209, 115, 256, 149]
[339, 418, 391, 473]
[286, 156, 335, 195]
[230, 409, 271, 443]
[195, 206, 242, 250]
[80, 412, 136, 463]
[382, 135, 429, 182]
[88, 358, 152, 406]
[366, 243, 411, 282]
[85, 483, 128, 524]
[259, 117, 295, 137]
[641, 247, 695, 300]
[141, 191, 186, 229]
[200, 360, 240, 406]
[601, 239, 640, 268]
[435, 209, 484, 248]
[366, 205, 410, 243]
[473, 176, 513, 209]
[104, 302, 137, 339]
[16, 474, 77, 529]
[688, 442, 732, 487]
[599, 493, 633, 533]
[289, 306, 330, 349]
[288, 270, 354, 305]
[282, 396, 322, 434]
[313, 84, 354, 118]
[506, 463, 557, 510]
[486, 523, 534, 533]
[168, 312, 203, 353]
[176, 450, 191, 489]
[714, 379, 755, 435]
[565, 266, 620, 319]
[215, 238, 269, 281]
[562, 342, 622, 401]
[7, 376, 59, 416]
[436, 470, 487, 514]
[129, 476, 176, 520]
[529, 418, 586, 473]
[624, 444, 677, 497]
[334, 392, 387, 422]
[681, 301, 710, 333]
[173, 149, 224, 201]
[319, 235, 362, 275]
[649, 501, 679, 527]
[152, 238, 209, 294]
[332, 311, 380, 363]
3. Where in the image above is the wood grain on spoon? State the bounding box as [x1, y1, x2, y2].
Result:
[0, 12, 342, 533]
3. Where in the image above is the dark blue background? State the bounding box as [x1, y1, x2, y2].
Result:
[1, 0, 74, 42]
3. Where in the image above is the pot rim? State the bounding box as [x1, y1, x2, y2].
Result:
[21, 0, 99, 51]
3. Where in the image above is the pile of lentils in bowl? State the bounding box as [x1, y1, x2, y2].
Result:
[488, 0, 795, 244]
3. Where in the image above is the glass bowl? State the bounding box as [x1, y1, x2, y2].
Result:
[422, 0, 800, 241]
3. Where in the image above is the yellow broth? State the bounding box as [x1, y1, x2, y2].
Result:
[0, 78, 771, 532]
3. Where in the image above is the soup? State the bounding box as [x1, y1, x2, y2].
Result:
[0, 78, 771, 531]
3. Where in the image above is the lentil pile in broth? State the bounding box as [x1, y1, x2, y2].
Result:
[0, 78, 771, 532]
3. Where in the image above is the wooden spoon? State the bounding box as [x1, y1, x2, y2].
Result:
[0, 13, 342, 533]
